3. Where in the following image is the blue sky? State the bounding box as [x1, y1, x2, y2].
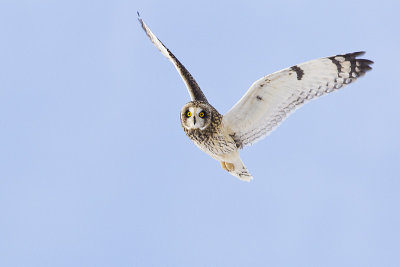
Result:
[1, 0, 399, 266]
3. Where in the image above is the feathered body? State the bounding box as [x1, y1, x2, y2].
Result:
[180, 101, 252, 180]
[138, 14, 373, 182]
[181, 101, 230, 156]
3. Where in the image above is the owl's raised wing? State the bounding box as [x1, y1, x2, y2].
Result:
[138, 14, 208, 103]
[223, 52, 373, 148]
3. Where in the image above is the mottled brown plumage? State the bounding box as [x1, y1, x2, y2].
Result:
[180, 101, 237, 158]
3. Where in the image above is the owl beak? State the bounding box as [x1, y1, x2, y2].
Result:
[193, 116, 196, 125]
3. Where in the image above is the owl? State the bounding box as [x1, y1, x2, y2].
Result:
[138, 15, 373, 181]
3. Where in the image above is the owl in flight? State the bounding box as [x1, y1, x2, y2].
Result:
[138, 15, 373, 181]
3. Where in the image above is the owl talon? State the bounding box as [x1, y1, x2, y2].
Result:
[225, 162, 235, 171]
[220, 161, 235, 172]
[220, 161, 228, 171]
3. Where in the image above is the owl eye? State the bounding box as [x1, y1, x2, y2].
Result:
[199, 111, 205, 118]
[186, 111, 192, 117]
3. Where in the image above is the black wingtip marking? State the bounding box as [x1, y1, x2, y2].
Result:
[329, 56, 341, 73]
[352, 51, 366, 57]
[329, 51, 373, 78]
[358, 59, 374, 65]
[290, 65, 304, 80]
[137, 11, 144, 26]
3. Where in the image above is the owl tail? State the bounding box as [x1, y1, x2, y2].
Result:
[222, 155, 253, 182]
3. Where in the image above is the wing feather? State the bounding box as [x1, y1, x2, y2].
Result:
[223, 52, 373, 148]
[138, 14, 208, 102]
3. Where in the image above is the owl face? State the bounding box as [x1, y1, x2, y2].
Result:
[180, 102, 212, 131]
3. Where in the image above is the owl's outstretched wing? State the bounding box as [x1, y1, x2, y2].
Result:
[223, 52, 373, 148]
[138, 14, 208, 103]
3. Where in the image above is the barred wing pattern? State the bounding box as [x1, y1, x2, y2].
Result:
[223, 52, 373, 148]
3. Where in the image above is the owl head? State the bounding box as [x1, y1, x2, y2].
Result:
[180, 101, 214, 131]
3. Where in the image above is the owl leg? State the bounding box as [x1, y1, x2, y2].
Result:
[220, 161, 235, 172]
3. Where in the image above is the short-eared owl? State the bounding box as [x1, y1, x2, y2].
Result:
[138, 15, 373, 182]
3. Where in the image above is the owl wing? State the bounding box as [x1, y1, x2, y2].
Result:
[222, 52, 373, 148]
[138, 14, 208, 103]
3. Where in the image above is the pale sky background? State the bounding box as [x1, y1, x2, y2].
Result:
[1, 0, 400, 266]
